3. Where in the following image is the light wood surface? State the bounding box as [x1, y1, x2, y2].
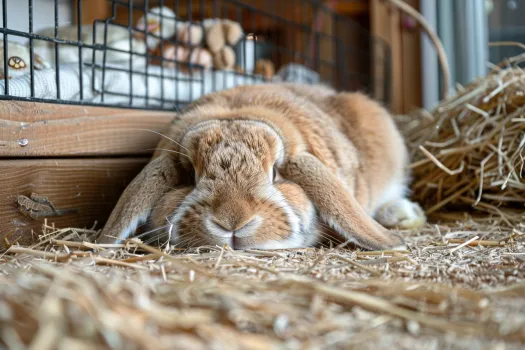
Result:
[0, 101, 174, 157]
[0, 157, 149, 250]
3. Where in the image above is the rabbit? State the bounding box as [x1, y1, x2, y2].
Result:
[97, 83, 426, 250]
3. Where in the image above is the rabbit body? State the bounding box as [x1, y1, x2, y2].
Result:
[98, 83, 425, 250]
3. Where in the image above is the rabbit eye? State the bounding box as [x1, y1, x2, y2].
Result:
[187, 167, 197, 184]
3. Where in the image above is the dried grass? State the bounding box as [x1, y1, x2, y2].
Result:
[1, 219, 525, 349]
[398, 56, 525, 225]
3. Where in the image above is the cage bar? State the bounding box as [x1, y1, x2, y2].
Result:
[0, 0, 391, 111]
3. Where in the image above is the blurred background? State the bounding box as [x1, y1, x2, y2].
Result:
[0, 0, 524, 113]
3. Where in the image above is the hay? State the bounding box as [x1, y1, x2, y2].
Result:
[398, 56, 525, 225]
[1, 220, 525, 349]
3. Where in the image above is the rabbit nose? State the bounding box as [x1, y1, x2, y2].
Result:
[233, 216, 262, 238]
[207, 215, 262, 238]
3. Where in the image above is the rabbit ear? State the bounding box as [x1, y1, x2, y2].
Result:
[282, 152, 402, 250]
[97, 154, 180, 244]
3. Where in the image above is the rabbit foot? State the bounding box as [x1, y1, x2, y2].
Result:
[375, 198, 426, 229]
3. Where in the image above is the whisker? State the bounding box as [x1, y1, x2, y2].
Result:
[133, 128, 190, 152]
[142, 148, 191, 160]
[134, 224, 170, 239]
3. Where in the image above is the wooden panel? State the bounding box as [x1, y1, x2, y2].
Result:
[401, 0, 422, 112]
[401, 0, 423, 113]
[371, 0, 421, 113]
[333, 1, 369, 16]
[370, 0, 391, 105]
[0, 157, 149, 250]
[388, 2, 403, 113]
[73, 0, 111, 25]
[0, 101, 174, 157]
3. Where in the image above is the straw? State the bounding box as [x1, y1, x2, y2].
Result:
[397, 53, 525, 226]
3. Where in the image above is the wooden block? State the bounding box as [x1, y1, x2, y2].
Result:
[0, 157, 149, 250]
[0, 101, 174, 157]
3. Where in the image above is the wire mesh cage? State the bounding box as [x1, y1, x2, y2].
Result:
[0, 0, 391, 111]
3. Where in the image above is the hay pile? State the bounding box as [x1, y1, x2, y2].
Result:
[1, 221, 525, 349]
[399, 60, 525, 225]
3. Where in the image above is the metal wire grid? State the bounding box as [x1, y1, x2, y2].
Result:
[0, 0, 391, 110]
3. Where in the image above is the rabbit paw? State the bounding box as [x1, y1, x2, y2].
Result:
[375, 199, 426, 229]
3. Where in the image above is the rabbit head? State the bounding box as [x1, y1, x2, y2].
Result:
[147, 119, 318, 249]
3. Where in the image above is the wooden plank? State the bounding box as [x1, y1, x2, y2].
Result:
[333, 1, 369, 16]
[370, 0, 403, 113]
[401, 0, 422, 111]
[0, 157, 150, 250]
[370, 0, 390, 105]
[72, 0, 111, 25]
[389, 1, 403, 113]
[0, 101, 174, 157]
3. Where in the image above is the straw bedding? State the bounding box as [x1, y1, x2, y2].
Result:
[399, 60, 525, 225]
[1, 220, 524, 350]
[2, 60, 525, 349]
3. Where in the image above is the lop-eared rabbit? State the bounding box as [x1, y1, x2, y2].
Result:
[97, 83, 425, 250]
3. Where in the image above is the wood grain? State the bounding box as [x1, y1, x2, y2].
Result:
[0, 100, 174, 157]
[0, 157, 149, 250]
[388, 1, 403, 114]
[401, 0, 422, 112]
[370, 0, 391, 106]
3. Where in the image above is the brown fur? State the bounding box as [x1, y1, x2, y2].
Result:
[98, 83, 416, 250]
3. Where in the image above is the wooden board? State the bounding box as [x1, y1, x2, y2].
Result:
[401, 0, 422, 112]
[0, 101, 174, 157]
[370, 0, 422, 113]
[73, 0, 110, 25]
[370, 0, 392, 106]
[0, 157, 149, 250]
[333, 1, 369, 16]
[388, 1, 403, 114]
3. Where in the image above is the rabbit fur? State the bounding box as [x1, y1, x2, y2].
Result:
[97, 83, 426, 250]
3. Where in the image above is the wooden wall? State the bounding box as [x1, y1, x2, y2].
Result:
[0, 102, 173, 250]
[371, 0, 422, 113]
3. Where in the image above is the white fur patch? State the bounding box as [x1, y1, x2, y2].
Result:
[168, 189, 201, 244]
[255, 185, 316, 249]
[114, 210, 150, 243]
[371, 178, 408, 216]
[374, 198, 426, 229]
[235, 215, 262, 238]
[205, 216, 233, 238]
